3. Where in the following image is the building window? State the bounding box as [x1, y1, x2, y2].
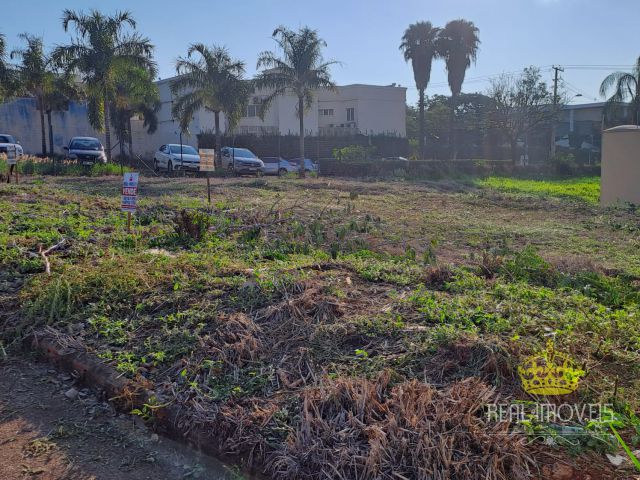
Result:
[346, 107, 355, 122]
[319, 108, 334, 116]
[244, 97, 265, 118]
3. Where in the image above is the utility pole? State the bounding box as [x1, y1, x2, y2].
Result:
[550, 65, 564, 159]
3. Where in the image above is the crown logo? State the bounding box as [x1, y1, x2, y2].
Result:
[518, 340, 585, 395]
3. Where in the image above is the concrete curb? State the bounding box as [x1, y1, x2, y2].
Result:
[26, 332, 259, 478]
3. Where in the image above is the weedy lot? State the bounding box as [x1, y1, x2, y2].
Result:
[1, 174, 639, 479]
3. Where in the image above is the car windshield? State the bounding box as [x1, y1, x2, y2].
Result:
[0, 135, 16, 144]
[170, 145, 198, 155]
[70, 139, 101, 150]
[230, 148, 256, 158]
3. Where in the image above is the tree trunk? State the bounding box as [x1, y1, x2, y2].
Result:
[418, 88, 425, 160]
[38, 98, 47, 157]
[214, 111, 221, 160]
[510, 138, 519, 165]
[103, 90, 112, 162]
[119, 127, 124, 160]
[46, 110, 54, 157]
[127, 116, 133, 160]
[298, 96, 305, 178]
[450, 93, 457, 161]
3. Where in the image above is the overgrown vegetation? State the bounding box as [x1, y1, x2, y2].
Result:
[478, 175, 600, 204]
[1, 175, 639, 478]
[0, 156, 128, 176]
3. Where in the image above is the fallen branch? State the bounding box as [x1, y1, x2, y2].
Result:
[38, 238, 67, 275]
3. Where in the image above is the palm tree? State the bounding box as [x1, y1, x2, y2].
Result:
[438, 19, 480, 159]
[0, 33, 8, 101]
[111, 63, 159, 159]
[172, 44, 249, 160]
[43, 72, 81, 156]
[11, 34, 51, 156]
[400, 21, 440, 160]
[255, 26, 337, 177]
[600, 57, 640, 126]
[53, 9, 155, 162]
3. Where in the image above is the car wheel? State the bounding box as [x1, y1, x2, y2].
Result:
[256, 170, 263, 178]
[167, 160, 173, 175]
[278, 168, 288, 176]
[227, 163, 235, 175]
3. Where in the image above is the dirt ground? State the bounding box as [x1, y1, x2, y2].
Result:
[0, 355, 240, 480]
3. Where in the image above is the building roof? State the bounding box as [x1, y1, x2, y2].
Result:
[604, 125, 640, 132]
[155, 75, 405, 90]
[562, 102, 607, 110]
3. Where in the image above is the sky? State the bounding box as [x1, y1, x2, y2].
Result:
[2, 0, 638, 106]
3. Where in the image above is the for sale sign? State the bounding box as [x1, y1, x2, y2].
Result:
[199, 149, 215, 172]
[6, 145, 17, 165]
[121, 172, 139, 212]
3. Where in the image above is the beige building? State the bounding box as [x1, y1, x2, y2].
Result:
[601, 125, 640, 206]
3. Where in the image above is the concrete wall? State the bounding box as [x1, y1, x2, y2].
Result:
[0, 98, 107, 156]
[601, 125, 640, 206]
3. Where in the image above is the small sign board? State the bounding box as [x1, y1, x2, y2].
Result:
[199, 149, 216, 172]
[121, 172, 139, 212]
[6, 145, 17, 165]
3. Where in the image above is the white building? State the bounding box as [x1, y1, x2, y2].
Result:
[232, 83, 407, 137]
[0, 78, 406, 158]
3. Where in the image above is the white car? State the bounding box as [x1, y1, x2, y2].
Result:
[154, 144, 201, 173]
[0, 134, 24, 158]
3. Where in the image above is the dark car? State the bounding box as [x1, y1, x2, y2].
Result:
[64, 137, 107, 164]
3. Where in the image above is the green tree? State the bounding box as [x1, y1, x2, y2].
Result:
[11, 34, 52, 156]
[111, 63, 159, 159]
[53, 9, 155, 162]
[400, 21, 440, 160]
[43, 72, 81, 156]
[438, 19, 480, 159]
[172, 44, 249, 160]
[599, 56, 640, 126]
[255, 26, 337, 177]
[487, 67, 556, 164]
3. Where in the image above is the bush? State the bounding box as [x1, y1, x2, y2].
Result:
[549, 152, 578, 175]
[0, 157, 128, 176]
[333, 145, 376, 161]
[173, 209, 211, 243]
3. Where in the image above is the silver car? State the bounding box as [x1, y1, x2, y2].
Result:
[0, 134, 24, 157]
[221, 147, 264, 175]
[154, 144, 201, 173]
[262, 156, 295, 176]
[289, 158, 319, 174]
[65, 137, 107, 164]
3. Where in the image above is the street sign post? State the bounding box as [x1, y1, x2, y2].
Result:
[199, 149, 215, 205]
[121, 172, 139, 232]
[6, 145, 18, 184]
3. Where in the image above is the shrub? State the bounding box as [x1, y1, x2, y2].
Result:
[333, 145, 376, 161]
[549, 152, 578, 175]
[173, 209, 211, 242]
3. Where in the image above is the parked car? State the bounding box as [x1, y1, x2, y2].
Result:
[262, 156, 295, 176]
[289, 158, 318, 174]
[0, 134, 24, 157]
[154, 144, 200, 173]
[64, 137, 107, 164]
[221, 147, 264, 175]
